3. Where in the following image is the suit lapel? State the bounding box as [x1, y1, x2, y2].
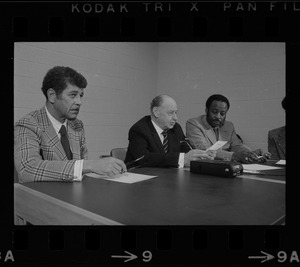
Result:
[167, 129, 178, 152]
[201, 116, 217, 145]
[38, 107, 68, 160]
[147, 117, 180, 153]
[218, 127, 229, 141]
[147, 118, 165, 154]
[67, 120, 80, 160]
[206, 128, 217, 144]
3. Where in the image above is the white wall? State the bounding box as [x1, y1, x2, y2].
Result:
[14, 42, 285, 156]
[14, 42, 158, 159]
[157, 42, 285, 152]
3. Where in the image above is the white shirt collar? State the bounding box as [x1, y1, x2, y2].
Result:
[151, 119, 168, 144]
[151, 119, 164, 135]
[45, 105, 67, 136]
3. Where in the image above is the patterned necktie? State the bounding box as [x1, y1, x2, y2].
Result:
[162, 130, 168, 153]
[59, 125, 73, 160]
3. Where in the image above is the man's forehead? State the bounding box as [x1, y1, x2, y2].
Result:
[65, 84, 84, 92]
[161, 104, 177, 111]
[161, 99, 177, 108]
[211, 100, 227, 109]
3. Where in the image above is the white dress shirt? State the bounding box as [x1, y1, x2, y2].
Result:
[151, 120, 184, 168]
[45, 106, 83, 181]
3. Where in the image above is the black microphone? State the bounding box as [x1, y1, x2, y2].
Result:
[180, 138, 196, 150]
[186, 138, 196, 149]
[126, 155, 145, 170]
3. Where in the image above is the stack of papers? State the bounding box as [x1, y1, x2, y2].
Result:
[242, 164, 283, 174]
[242, 164, 283, 171]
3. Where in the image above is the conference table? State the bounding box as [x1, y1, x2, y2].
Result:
[14, 161, 285, 225]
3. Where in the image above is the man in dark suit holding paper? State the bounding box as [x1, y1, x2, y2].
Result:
[186, 94, 271, 163]
[125, 95, 215, 168]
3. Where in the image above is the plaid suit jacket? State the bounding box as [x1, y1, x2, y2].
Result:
[14, 106, 88, 183]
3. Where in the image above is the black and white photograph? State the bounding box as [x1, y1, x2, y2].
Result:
[14, 42, 285, 225]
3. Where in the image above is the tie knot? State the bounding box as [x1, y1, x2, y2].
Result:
[59, 125, 67, 136]
[162, 130, 168, 137]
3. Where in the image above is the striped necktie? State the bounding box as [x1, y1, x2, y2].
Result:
[59, 125, 73, 160]
[162, 130, 168, 153]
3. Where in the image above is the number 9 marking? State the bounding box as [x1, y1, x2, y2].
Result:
[142, 250, 152, 262]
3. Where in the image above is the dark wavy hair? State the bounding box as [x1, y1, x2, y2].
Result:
[205, 94, 230, 110]
[41, 66, 87, 99]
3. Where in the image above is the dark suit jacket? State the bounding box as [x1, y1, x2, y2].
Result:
[125, 116, 190, 168]
[268, 126, 285, 160]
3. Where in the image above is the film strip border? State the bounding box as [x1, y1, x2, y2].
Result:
[0, 1, 299, 40]
[3, 226, 298, 265]
[2, 0, 300, 265]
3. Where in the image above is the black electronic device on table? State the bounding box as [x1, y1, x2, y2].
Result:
[190, 159, 243, 178]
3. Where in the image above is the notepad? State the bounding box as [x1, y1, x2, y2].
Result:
[242, 164, 282, 171]
[205, 141, 227, 152]
[86, 172, 157, 184]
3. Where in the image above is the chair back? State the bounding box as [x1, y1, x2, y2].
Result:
[110, 148, 127, 162]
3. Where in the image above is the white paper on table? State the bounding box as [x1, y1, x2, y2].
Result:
[86, 172, 157, 184]
[276, 160, 286, 165]
[205, 141, 227, 152]
[242, 164, 283, 171]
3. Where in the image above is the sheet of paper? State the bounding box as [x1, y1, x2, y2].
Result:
[242, 164, 283, 171]
[276, 160, 286, 165]
[86, 172, 157, 184]
[205, 141, 227, 152]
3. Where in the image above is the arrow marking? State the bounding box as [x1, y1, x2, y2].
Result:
[249, 251, 274, 263]
[111, 251, 138, 263]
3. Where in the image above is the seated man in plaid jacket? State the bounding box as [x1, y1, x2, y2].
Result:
[14, 66, 126, 183]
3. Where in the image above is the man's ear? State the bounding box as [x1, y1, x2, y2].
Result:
[153, 107, 159, 118]
[47, 88, 56, 104]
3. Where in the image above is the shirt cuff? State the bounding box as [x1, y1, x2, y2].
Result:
[178, 153, 185, 168]
[73, 159, 84, 181]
